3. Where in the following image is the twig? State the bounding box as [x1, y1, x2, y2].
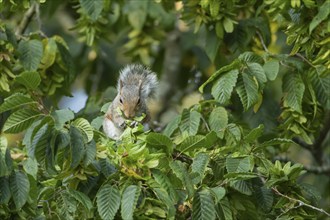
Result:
[272, 187, 330, 217]
[256, 30, 270, 53]
[312, 113, 330, 163]
[15, 2, 37, 36]
[294, 53, 315, 68]
[292, 137, 311, 150]
[276, 202, 303, 220]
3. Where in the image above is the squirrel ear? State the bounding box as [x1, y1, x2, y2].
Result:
[119, 79, 124, 92]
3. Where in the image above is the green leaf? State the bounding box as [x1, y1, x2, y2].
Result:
[125, 1, 147, 31]
[282, 73, 305, 113]
[192, 189, 216, 220]
[236, 72, 259, 111]
[223, 17, 234, 33]
[146, 133, 173, 154]
[51, 109, 75, 130]
[208, 107, 228, 138]
[239, 52, 263, 64]
[9, 171, 30, 209]
[121, 185, 141, 220]
[245, 63, 267, 88]
[70, 126, 85, 169]
[69, 189, 93, 212]
[309, 1, 330, 33]
[153, 188, 176, 218]
[0, 177, 11, 204]
[0, 93, 37, 114]
[229, 180, 252, 195]
[84, 140, 96, 167]
[79, 0, 104, 21]
[244, 124, 264, 143]
[31, 123, 50, 163]
[199, 59, 241, 93]
[40, 38, 57, 70]
[263, 60, 279, 81]
[210, 186, 226, 204]
[3, 109, 43, 133]
[170, 160, 195, 199]
[179, 110, 201, 135]
[18, 39, 43, 71]
[152, 169, 178, 202]
[211, 69, 239, 104]
[91, 115, 104, 130]
[22, 158, 38, 179]
[72, 118, 93, 143]
[309, 71, 330, 109]
[219, 197, 233, 220]
[259, 138, 293, 148]
[191, 153, 210, 184]
[15, 71, 41, 90]
[255, 186, 273, 212]
[205, 30, 221, 62]
[163, 115, 181, 137]
[97, 184, 121, 220]
[226, 157, 251, 173]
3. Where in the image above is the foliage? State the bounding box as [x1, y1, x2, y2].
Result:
[0, 0, 329, 219]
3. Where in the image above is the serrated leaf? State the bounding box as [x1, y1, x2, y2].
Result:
[191, 153, 210, 184]
[121, 185, 141, 220]
[0, 93, 37, 114]
[18, 39, 43, 71]
[70, 126, 85, 169]
[51, 109, 74, 130]
[246, 63, 267, 88]
[226, 157, 250, 173]
[211, 69, 239, 104]
[153, 188, 176, 218]
[3, 109, 43, 133]
[210, 186, 226, 204]
[179, 110, 201, 135]
[170, 161, 194, 199]
[199, 59, 241, 93]
[31, 123, 50, 163]
[9, 171, 30, 209]
[69, 189, 93, 212]
[73, 118, 93, 142]
[146, 133, 173, 154]
[263, 60, 279, 81]
[236, 72, 259, 111]
[152, 169, 178, 202]
[282, 73, 305, 113]
[163, 115, 181, 137]
[15, 71, 41, 90]
[259, 138, 293, 147]
[0, 177, 11, 204]
[205, 30, 221, 62]
[244, 124, 264, 143]
[208, 107, 228, 138]
[239, 52, 263, 64]
[22, 158, 38, 179]
[309, 1, 330, 33]
[229, 180, 252, 195]
[192, 189, 216, 220]
[84, 140, 96, 167]
[255, 186, 273, 212]
[96, 184, 121, 220]
[309, 71, 330, 109]
[79, 0, 104, 21]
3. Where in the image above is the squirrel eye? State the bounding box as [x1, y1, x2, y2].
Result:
[120, 98, 123, 104]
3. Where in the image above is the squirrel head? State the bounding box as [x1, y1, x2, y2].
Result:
[118, 79, 143, 119]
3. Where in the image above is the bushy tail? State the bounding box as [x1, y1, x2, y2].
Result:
[118, 64, 158, 98]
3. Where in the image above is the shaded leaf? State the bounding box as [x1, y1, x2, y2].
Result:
[236, 73, 259, 111]
[3, 109, 43, 133]
[0, 93, 37, 114]
[96, 184, 121, 220]
[211, 69, 239, 104]
[263, 60, 279, 81]
[121, 185, 141, 220]
[226, 157, 250, 173]
[179, 110, 201, 135]
[15, 71, 41, 90]
[18, 39, 43, 71]
[170, 160, 194, 199]
[73, 118, 93, 143]
[208, 106, 228, 138]
[51, 109, 74, 130]
[79, 0, 104, 21]
[282, 73, 305, 113]
[192, 189, 216, 220]
[9, 171, 30, 209]
[191, 153, 210, 184]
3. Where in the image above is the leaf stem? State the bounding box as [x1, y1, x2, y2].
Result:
[272, 187, 330, 217]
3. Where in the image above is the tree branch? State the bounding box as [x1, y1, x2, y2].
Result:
[15, 2, 37, 36]
[272, 187, 330, 217]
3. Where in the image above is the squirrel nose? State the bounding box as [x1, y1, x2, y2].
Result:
[124, 110, 134, 119]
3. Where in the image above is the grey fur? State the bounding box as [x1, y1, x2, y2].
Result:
[118, 64, 158, 99]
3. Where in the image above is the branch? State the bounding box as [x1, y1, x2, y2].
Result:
[256, 30, 270, 53]
[15, 2, 37, 36]
[312, 113, 330, 162]
[294, 53, 315, 68]
[272, 187, 330, 217]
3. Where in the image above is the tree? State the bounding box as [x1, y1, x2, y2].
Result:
[0, 0, 329, 219]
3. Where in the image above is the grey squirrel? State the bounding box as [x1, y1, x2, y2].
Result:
[103, 64, 158, 139]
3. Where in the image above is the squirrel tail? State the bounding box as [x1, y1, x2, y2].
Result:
[118, 64, 158, 98]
